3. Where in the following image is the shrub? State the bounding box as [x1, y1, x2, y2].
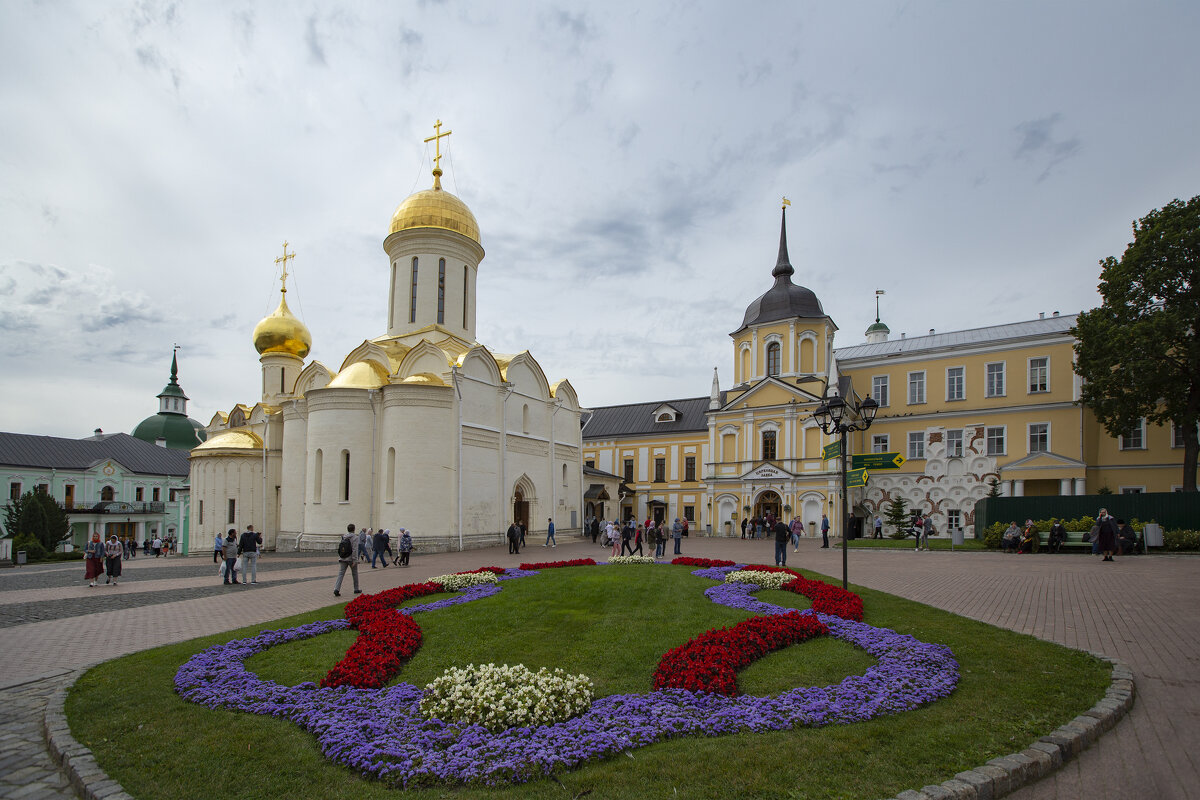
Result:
[12, 534, 48, 561]
[1163, 529, 1200, 551]
[45, 550, 84, 561]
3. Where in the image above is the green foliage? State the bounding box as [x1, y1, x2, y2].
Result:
[1096, 485, 1113, 495]
[1, 488, 71, 551]
[981, 522, 1006, 549]
[11, 534, 48, 560]
[985, 478, 1002, 498]
[1163, 529, 1200, 551]
[883, 496, 910, 539]
[1072, 195, 1200, 491]
[980, 515, 1141, 549]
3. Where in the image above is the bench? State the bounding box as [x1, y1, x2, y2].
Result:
[1035, 530, 1093, 552]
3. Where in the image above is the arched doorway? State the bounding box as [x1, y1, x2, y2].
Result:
[755, 490, 782, 522]
[513, 489, 529, 531]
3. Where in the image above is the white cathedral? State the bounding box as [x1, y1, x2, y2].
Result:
[189, 131, 583, 552]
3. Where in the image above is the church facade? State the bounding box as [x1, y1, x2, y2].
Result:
[189, 132, 583, 553]
[583, 206, 1188, 539]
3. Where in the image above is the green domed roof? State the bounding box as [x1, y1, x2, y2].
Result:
[132, 413, 207, 450]
[866, 320, 890, 333]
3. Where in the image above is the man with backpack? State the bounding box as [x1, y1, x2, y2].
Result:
[334, 523, 362, 597]
[238, 524, 263, 584]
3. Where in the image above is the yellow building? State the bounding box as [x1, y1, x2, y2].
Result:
[583, 207, 1188, 538]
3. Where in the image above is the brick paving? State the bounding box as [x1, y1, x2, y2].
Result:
[0, 536, 1194, 799]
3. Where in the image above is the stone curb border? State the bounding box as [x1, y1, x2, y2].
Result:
[880, 652, 1135, 800]
[42, 653, 1134, 800]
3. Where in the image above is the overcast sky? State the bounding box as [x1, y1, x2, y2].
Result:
[2, 1, 1198, 439]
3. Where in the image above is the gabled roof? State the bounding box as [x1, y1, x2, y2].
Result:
[835, 314, 1078, 361]
[0, 432, 191, 476]
[582, 396, 711, 439]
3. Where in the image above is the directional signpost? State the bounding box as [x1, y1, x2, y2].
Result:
[822, 441, 842, 461]
[846, 468, 869, 488]
[851, 452, 906, 470]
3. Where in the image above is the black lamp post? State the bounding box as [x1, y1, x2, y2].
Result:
[812, 392, 879, 589]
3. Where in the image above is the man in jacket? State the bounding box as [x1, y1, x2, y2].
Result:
[773, 515, 791, 567]
[372, 529, 392, 568]
[334, 523, 362, 597]
[238, 525, 263, 584]
[544, 518, 556, 548]
[672, 517, 683, 554]
[820, 514, 830, 548]
[222, 529, 240, 585]
[789, 516, 804, 552]
[1048, 519, 1068, 553]
[507, 521, 522, 554]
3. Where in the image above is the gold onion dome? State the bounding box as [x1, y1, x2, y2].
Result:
[388, 167, 481, 244]
[253, 293, 312, 358]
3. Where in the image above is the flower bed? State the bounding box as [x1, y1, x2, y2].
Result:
[420, 663, 594, 732]
[519, 558, 596, 570]
[671, 556, 735, 568]
[428, 571, 499, 591]
[176, 562, 957, 787]
[725, 569, 795, 590]
[607, 555, 659, 565]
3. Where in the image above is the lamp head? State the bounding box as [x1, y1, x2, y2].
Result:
[860, 395, 879, 425]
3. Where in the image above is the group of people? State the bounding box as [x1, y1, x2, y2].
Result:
[83, 532, 124, 587]
[588, 517, 686, 558]
[333, 524, 414, 596]
[999, 508, 1138, 561]
[741, 514, 834, 548]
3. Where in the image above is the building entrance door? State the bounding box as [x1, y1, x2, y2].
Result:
[513, 490, 529, 532]
[755, 490, 782, 522]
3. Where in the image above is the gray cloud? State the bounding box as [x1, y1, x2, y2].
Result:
[306, 14, 327, 66]
[1013, 114, 1082, 182]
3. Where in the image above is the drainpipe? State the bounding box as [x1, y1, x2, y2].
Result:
[549, 397, 562, 530]
[368, 389, 378, 530]
[452, 366, 463, 551]
[500, 381, 515, 537]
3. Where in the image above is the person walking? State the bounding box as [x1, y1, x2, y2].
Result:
[396, 529, 412, 566]
[222, 529, 240, 585]
[740, 517, 748, 539]
[152, 534, 163, 557]
[372, 529, 392, 568]
[873, 514, 883, 539]
[620, 522, 634, 555]
[507, 521, 522, 555]
[820, 514, 830, 548]
[103, 534, 122, 586]
[84, 531, 105, 587]
[609, 522, 621, 557]
[772, 514, 791, 567]
[672, 517, 683, 555]
[544, 518, 557, 548]
[334, 523, 362, 597]
[920, 515, 934, 551]
[632, 525, 645, 556]
[589, 517, 600, 544]
[238, 524, 262, 584]
[357, 527, 370, 561]
[789, 516, 804, 552]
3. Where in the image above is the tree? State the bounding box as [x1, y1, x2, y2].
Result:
[986, 477, 1002, 497]
[1074, 195, 1200, 492]
[1, 487, 72, 551]
[883, 496, 910, 539]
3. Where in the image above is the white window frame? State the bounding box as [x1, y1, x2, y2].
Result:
[907, 370, 926, 405]
[1119, 419, 1146, 450]
[1119, 486, 1145, 494]
[907, 431, 926, 459]
[945, 428, 964, 458]
[1172, 422, 1198, 448]
[1028, 422, 1050, 454]
[945, 366, 965, 401]
[946, 508, 962, 531]
[1028, 356, 1049, 394]
[871, 434, 890, 453]
[986, 425, 1007, 456]
[872, 375, 889, 408]
[985, 361, 1006, 398]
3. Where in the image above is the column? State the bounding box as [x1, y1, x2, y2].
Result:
[1074, 478, 1087, 495]
[1060, 478, 1073, 496]
[1013, 480, 1025, 497]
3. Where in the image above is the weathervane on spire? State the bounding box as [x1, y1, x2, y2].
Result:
[425, 119, 453, 172]
[875, 289, 885, 322]
[782, 196, 791, 210]
[275, 241, 296, 293]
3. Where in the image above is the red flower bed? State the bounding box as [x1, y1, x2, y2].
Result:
[780, 576, 864, 621]
[519, 558, 597, 570]
[652, 613, 828, 696]
[321, 581, 444, 688]
[456, 566, 506, 575]
[671, 557, 736, 568]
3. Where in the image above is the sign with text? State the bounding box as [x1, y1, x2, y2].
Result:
[822, 441, 842, 461]
[846, 468, 869, 488]
[851, 452, 906, 470]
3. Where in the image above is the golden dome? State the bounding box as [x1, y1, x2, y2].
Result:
[253, 293, 311, 358]
[388, 168, 481, 244]
[328, 360, 390, 389]
[192, 429, 263, 452]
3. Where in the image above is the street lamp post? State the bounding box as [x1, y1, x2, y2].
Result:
[812, 392, 879, 589]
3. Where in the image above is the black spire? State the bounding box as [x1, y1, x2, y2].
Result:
[772, 205, 794, 279]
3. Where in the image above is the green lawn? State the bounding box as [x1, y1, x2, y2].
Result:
[66, 565, 1108, 800]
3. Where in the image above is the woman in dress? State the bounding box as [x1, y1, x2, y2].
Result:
[103, 534, 123, 585]
[84, 531, 105, 587]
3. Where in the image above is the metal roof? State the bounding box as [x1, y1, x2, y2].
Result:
[834, 314, 1078, 361]
[582, 396, 712, 439]
[0, 432, 191, 476]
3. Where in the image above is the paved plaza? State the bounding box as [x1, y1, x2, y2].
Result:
[0, 537, 1195, 799]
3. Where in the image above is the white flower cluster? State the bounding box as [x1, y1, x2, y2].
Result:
[428, 571, 499, 591]
[607, 555, 659, 565]
[420, 663, 594, 733]
[725, 569, 792, 590]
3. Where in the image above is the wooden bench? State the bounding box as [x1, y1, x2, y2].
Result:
[1036, 530, 1093, 552]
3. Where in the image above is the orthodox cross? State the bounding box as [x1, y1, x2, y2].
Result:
[424, 119, 453, 171]
[782, 196, 791, 209]
[275, 241, 295, 293]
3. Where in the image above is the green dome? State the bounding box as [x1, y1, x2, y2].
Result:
[866, 321, 890, 333]
[132, 413, 207, 450]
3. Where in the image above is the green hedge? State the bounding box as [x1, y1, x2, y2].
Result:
[1163, 530, 1200, 551]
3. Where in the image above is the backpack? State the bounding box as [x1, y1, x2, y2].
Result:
[337, 537, 352, 559]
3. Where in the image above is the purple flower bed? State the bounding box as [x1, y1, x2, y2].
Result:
[175, 562, 958, 787]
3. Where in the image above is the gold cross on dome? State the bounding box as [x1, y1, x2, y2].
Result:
[782, 197, 791, 209]
[424, 119, 453, 170]
[275, 241, 295, 293]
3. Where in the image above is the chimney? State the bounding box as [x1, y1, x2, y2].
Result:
[928, 329, 935, 335]
[1053, 311, 1060, 317]
[900, 332, 906, 339]
[94, 428, 103, 436]
[1039, 312, 1045, 319]
[155, 437, 167, 448]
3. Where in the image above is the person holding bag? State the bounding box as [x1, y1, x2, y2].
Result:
[84, 531, 105, 587]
